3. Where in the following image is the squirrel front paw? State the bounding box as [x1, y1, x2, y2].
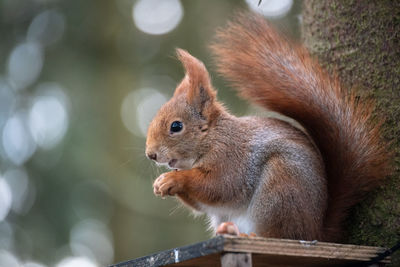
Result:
[153, 172, 183, 197]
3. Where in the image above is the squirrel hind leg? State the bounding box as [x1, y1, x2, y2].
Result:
[216, 222, 258, 237]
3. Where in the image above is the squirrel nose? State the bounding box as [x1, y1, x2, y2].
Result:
[147, 153, 157, 161]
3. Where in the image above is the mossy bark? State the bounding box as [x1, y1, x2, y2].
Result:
[302, 0, 400, 265]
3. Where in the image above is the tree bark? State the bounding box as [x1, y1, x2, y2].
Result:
[302, 0, 400, 265]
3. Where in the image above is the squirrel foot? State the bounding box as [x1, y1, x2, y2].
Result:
[216, 222, 240, 236]
[216, 222, 257, 237]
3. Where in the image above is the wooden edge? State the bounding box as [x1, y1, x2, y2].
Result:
[222, 235, 390, 263]
[109, 235, 390, 266]
[109, 236, 225, 267]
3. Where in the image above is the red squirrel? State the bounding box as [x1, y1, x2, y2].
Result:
[145, 13, 391, 242]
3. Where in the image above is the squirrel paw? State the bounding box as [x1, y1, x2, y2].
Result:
[216, 222, 240, 236]
[216, 222, 257, 237]
[153, 172, 183, 197]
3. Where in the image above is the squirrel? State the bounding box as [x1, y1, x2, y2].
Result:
[145, 12, 391, 242]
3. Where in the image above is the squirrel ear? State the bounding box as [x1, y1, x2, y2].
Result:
[176, 48, 217, 114]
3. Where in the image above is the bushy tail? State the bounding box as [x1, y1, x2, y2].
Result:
[211, 12, 391, 241]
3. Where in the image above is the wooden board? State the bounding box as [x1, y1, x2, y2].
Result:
[110, 235, 390, 267]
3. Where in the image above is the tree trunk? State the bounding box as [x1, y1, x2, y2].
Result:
[302, 0, 400, 265]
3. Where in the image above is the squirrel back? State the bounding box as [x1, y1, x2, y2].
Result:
[210, 13, 391, 241]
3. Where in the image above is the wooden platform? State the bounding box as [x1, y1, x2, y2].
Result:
[111, 235, 390, 267]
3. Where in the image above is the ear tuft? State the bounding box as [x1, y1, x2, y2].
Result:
[176, 48, 210, 90]
[175, 48, 218, 118]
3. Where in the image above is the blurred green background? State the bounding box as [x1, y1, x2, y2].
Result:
[0, 0, 301, 266]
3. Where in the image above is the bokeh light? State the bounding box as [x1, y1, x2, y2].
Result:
[69, 219, 113, 265]
[28, 84, 69, 150]
[0, 177, 12, 222]
[56, 256, 97, 267]
[246, 0, 293, 18]
[27, 9, 66, 46]
[3, 168, 35, 215]
[7, 42, 43, 90]
[0, 79, 15, 129]
[0, 250, 19, 267]
[121, 88, 167, 138]
[2, 112, 37, 166]
[133, 0, 183, 35]
[23, 262, 47, 267]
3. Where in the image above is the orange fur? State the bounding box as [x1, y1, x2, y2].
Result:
[146, 12, 391, 242]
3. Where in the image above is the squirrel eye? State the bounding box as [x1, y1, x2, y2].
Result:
[170, 121, 183, 133]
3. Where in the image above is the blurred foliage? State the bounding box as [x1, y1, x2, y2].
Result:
[0, 0, 301, 266]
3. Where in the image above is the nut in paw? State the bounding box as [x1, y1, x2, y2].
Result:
[153, 172, 183, 197]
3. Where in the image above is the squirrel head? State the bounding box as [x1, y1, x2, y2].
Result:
[145, 49, 223, 170]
